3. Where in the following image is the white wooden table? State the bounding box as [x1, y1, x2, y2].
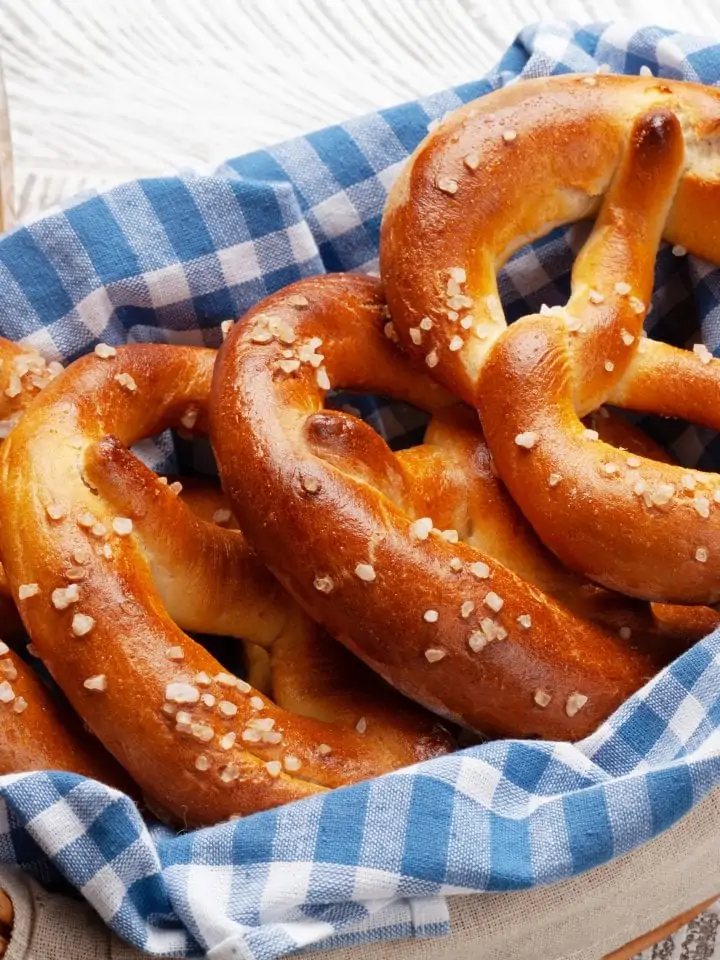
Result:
[0, 0, 717, 221]
[0, 1, 718, 957]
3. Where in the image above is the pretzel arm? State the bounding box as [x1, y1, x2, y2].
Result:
[83, 437, 292, 646]
[609, 338, 720, 427]
[213, 274, 653, 742]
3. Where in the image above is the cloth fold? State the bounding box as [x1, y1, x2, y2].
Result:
[1, 18, 720, 960]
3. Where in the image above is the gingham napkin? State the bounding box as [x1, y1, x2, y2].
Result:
[1, 19, 720, 960]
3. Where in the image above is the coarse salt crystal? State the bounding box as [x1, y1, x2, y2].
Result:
[436, 177, 458, 195]
[424, 648, 446, 663]
[565, 692, 588, 717]
[52, 585, 79, 610]
[410, 517, 433, 541]
[355, 563, 376, 582]
[484, 592, 503, 613]
[694, 343, 713, 364]
[313, 574, 335, 594]
[514, 431, 538, 449]
[468, 631, 487, 653]
[469, 561, 490, 579]
[71, 613, 95, 637]
[165, 682, 200, 704]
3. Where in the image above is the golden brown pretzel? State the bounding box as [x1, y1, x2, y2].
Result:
[0, 343, 450, 826]
[380, 74, 720, 603]
[212, 273, 654, 742]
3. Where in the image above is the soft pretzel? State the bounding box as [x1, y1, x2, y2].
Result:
[380, 74, 720, 604]
[0, 343, 450, 827]
[211, 273, 654, 742]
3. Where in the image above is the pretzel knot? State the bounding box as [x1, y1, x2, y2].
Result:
[212, 274, 655, 742]
[381, 75, 720, 604]
[0, 344, 450, 825]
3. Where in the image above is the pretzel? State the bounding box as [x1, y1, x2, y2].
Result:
[380, 74, 720, 604]
[212, 273, 655, 742]
[0, 343, 451, 827]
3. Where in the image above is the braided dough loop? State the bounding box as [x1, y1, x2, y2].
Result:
[212, 274, 654, 742]
[380, 75, 720, 603]
[0, 344, 449, 827]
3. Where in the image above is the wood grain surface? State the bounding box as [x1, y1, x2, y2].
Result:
[0, 0, 716, 220]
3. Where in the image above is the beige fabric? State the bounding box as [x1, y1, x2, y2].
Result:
[304, 785, 720, 960]
[0, 788, 718, 959]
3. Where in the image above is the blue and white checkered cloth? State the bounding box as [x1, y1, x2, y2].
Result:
[2, 19, 720, 960]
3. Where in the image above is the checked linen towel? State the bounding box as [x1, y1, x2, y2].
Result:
[1, 18, 720, 960]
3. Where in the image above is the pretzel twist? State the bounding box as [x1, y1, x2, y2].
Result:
[0, 344, 450, 826]
[212, 274, 655, 741]
[380, 75, 720, 603]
